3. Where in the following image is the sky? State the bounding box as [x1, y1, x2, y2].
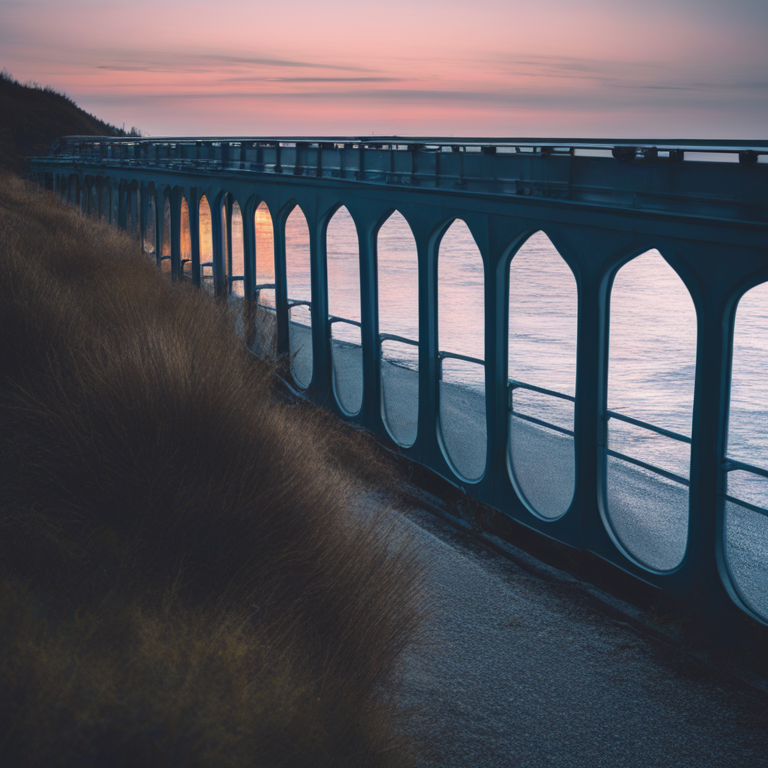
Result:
[2, 0, 767, 138]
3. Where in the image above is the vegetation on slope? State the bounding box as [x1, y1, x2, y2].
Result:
[0, 173, 425, 767]
[0, 69, 140, 175]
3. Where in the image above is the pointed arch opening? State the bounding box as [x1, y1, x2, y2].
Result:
[327, 206, 362, 415]
[143, 191, 156, 258]
[199, 195, 214, 292]
[604, 250, 696, 572]
[508, 231, 577, 519]
[285, 205, 312, 388]
[725, 280, 768, 620]
[180, 197, 192, 279]
[255, 202, 275, 309]
[160, 196, 171, 275]
[230, 200, 245, 297]
[438, 219, 486, 481]
[220, 197, 230, 293]
[377, 210, 419, 447]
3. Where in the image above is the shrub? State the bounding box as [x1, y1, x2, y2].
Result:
[0, 172, 425, 767]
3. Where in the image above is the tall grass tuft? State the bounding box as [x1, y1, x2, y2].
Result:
[0, 172, 425, 767]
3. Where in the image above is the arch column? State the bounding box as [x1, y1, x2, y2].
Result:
[680, 241, 767, 632]
[571, 229, 622, 551]
[274, 207, 290, 357]
[211, 191, 226, 297]
[117, 183, 128, 230]
[154, 190, 165, 269]
[310, 204, 332, 404]
[188, 188, 201, 287]
[224, 195, 234, 296]
[485, 216, 518, 500]
[243, 201, 257, 302]
[413, 218, 441, 468]
[170, 189, 182, 280]
[79, 174, 87, 214]
[358, 217, 384, 431]
[139, 183, 151, 252]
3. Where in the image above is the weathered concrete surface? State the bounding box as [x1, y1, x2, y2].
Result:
[394, 505, 768, 768]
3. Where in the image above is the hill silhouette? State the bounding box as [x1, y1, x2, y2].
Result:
[0, 69, 139, 175]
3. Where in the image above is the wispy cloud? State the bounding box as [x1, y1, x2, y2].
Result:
[229, 76, 405, 83]
[96, 52, 373, 74]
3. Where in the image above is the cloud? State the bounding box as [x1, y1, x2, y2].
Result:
[222, 76, 405, 83]
[95, 52, 373, 74]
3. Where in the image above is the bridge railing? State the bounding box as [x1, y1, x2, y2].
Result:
[30, 135, 768, 643]
[48, 135, 768, 223]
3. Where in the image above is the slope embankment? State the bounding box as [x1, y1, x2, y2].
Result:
[0, 70, 135, 175]
[0, 172, 425, 767]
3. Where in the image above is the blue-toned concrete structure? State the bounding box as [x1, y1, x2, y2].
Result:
[30, 136, 768, 638]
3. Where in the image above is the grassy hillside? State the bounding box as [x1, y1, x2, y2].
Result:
[0, 69, 139, 175]
[0, 172, 425, 767]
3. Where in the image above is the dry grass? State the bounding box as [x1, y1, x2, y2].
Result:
[0, 172, 426, 767]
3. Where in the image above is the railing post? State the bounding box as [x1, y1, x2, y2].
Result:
[79, 175, 88, 214]
[310, 207, 332, 404]
[414, 221, 440, 466]
[274, 208, 290, 357]
[211, 192, 226, 298]
[154, 190, 165, 269]
[188, 188, 201, 287]
[243, 202, 256, 301]
[139, 183, 150, 252]
[359, 218, 384, 430]
[107, 180, 117, 226]
[169, 189, 182, 281]
[683, 244, 746, 633]
[131, 186, 138, 233]
[572, 233, 613, 549]
[225, 195, 234, 294]
[485, 219, 508, 496]
[117, 183, 127, 230]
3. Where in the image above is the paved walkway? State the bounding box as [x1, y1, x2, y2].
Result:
[269, 322, 768, 765]
[394, 504, 768, 767]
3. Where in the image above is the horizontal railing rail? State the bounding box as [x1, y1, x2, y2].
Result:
[379, 332, 419, 347]
[437, 350, 485, 367]
[723, 457, 768, 480]
[509, 378, 576, 403]
[605, 410, 692, 444]
[605, 449, 690, 487]
[47, 134, 768, 156]
[507, 380, 576, 438]
[329, 315, 362, 328]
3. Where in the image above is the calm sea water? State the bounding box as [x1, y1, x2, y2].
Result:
[161, 201, 768, 508]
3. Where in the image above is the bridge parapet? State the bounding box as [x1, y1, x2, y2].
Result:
[43, 135, 768, 224]
[28, 136, 768, 647]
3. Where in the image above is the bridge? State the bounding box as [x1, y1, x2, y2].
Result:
[29, 136, 768, 648]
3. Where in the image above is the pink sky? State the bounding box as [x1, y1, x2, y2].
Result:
[2, 0, 767, 138]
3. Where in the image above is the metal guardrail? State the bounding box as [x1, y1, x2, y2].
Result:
[34, 134, 768, 227]
[48, 134, 768, 157]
